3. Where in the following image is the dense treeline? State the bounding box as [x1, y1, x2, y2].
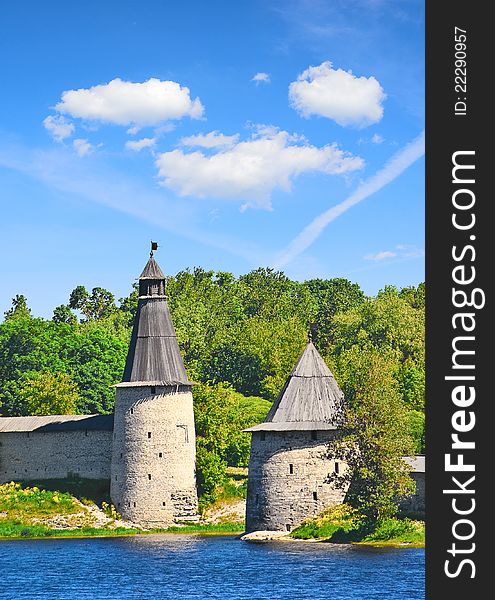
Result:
[0, 269, 424, 507]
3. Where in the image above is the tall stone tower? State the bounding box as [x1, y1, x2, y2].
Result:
[244, 339, 347, 533]
[110, 246, 198, 527]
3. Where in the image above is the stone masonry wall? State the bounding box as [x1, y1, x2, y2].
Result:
[0, 430, 112, 483]
[245, 430, 348, 532]
[110, 385, 198, 528]
[400, 472, 425, 517]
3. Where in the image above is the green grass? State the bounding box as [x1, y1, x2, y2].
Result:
[0, 481, 80, 521]
[20, 475, 110, 505]
[162, 522, 244, 534]
[290, 504, 425, 547]
[0, 521, 142, 539]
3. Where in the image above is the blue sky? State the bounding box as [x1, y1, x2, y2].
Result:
[0, 0, 424, 318]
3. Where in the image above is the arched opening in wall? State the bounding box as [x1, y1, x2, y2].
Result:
[133, 502, 136, 507]
[286, 524, 291, 532]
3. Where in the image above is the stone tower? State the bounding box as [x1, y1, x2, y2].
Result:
[244, 340, 347, 532]
[110, 246, 198, 527]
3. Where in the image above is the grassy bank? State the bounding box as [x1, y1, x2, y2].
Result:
[0, 482, 244, 540]
[290, 505, 425, 547]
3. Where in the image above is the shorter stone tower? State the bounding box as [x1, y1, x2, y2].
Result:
[245, 340, 347, 532]
[110, 247, 198, 527]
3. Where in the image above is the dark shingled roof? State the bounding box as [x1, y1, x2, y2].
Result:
[0, 414, 113, 433]
[139, 255, 166, 279]
[121, 255, 192, 386]
[245, 341, 344, 432]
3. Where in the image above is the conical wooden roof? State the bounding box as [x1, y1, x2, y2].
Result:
[118, 254, 192, 386]
[245, 341, 343, 431]
[139, 255, 166, 279]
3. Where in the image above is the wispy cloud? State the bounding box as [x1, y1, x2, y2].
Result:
[365, 250, 396, 261]
[251, 72, 271, 84]
[271, 130, 425, 268]
[73, 138, 94, 156]
[0, 141, 264, 265]
[125, 137, 156, 151]
[43, 115, 74, 142]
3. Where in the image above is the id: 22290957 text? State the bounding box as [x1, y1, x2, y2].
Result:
[454, 26, 468, 116]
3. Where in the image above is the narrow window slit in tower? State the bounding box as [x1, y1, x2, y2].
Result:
[159, 452, 163, 458]
[148, 432, 152, 439]
[286, 524, 291, 532]
[133, 502, 136, 507]
[85, 430, 88, 437]
[289, 464, 294, 474]
[130, 408, 134, 414]
[162, 502, 166, 506]
[120, 453, 123, 458]
[335, 462, 340, 474]
[148, 474, 152, 480]
[313, 491, 318, 501]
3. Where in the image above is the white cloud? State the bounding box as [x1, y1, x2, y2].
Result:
[272, 131, 425, 268]
[73, 138, 93, 156]
[155, 126, 364, 210]
[125, 137, 156, 151]
[43, 115, 75, 142]
[54, 78, 204, 126]
[365, 250, 396, 261]
[371, 133, 384, 144]
[127, 126, 140, 135]
[289, 61, 386, 128]
[251, 72, 270, 84]
[180, 131, 239, 149]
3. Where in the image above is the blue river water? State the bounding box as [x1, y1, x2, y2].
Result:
[0, 535, 424, 600]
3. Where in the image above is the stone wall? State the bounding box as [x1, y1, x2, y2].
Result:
[0, 430, 112, 483]
[110, 385, 198, 528]
[245, 430, 348, 532]
[400, 472, 425, 517]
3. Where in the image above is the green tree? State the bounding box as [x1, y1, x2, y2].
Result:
[18, 371, 79, 415]
[4, 295, 32, 321]
[329, 347, 416, 523]
[0, 317, 126, 416]
[69, 285, 116, 321]
[52, 304, 77, 325]
[303, 278, 365, 350]
[193, 382, 271, 504]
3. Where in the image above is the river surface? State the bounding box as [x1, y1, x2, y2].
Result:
[0, 535, 424, 599]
